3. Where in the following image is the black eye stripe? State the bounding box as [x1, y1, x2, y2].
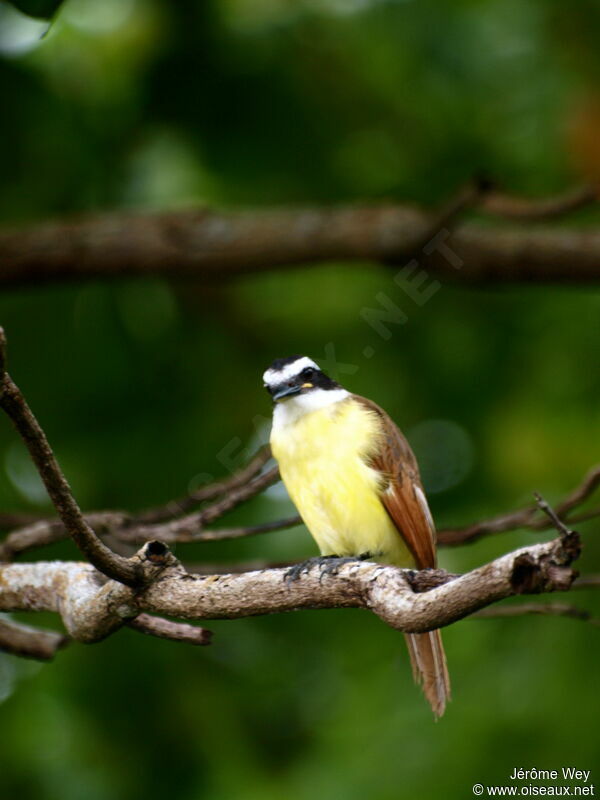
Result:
[262, 360, 340, 394]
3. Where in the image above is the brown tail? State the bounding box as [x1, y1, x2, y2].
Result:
[404, 630, 451, 718]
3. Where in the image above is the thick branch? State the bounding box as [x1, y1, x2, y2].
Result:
[0, 533, 579, 642]
[4, 200, 600, 287]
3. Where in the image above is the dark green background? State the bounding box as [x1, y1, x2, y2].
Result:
[0, 1, 599, 798]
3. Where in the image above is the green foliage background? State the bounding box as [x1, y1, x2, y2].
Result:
[0, 1, 599, 798]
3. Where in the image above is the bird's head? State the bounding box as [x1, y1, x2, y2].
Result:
[262, 355, 341, 403]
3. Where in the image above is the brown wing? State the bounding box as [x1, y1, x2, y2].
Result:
[353, 394, 436, 569]
[354, 396, 450, 716]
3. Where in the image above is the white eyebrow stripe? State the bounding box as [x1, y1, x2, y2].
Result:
[263, 357, 319, 385]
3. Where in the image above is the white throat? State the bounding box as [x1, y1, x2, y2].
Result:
[272, 388, 349, 430]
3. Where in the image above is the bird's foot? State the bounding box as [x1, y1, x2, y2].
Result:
[316, 556, 360, 580]
[284, 555, 359, 583]
[357, 551, 378, 561]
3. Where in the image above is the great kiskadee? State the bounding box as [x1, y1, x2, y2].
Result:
[263, 355, 450, 717]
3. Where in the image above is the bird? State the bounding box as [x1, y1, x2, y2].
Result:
[263, 354, 450, 717]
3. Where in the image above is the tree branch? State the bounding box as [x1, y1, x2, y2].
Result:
[0, 327, 588, 657]
[0, 329, 155, 586]
[0, 617, 69, 660]
[0, 512, 45, 531]
[0, 531, 580, 644]
[126, 614, 213, 645]
[3, 463, 598, 560]
[134, 445, 272, 525]
[473, 602, 600, 626]
[573, 574, 600, 590]
[553, 465, 600, 517]
[0, 511, 129, 562]
[437, 465, 600, 546]
[0, 454, 277, 560]
[4, 192, 600, 288]
[478, 184, 599, 220]
[172, 515, 301, 545]
[115, 465, 281, 545]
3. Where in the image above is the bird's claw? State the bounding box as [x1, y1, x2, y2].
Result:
[284, 556, 359, 584]
[284, 557, 322, 583]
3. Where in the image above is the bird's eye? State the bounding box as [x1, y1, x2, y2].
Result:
[302, 367, 316, 379]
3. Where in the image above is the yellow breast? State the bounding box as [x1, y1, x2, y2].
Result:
[270, 397, 414, 566]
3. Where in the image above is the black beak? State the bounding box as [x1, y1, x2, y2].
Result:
[272, 383, 301, 401]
